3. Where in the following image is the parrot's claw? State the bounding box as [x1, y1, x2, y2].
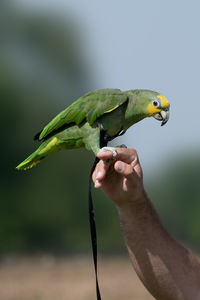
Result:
[116, 144, 127, 148]
[98, 147, 117, 160]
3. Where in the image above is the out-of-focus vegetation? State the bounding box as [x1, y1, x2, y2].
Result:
[0, 1, 200, 256]
[146, 152, 200, 252]
[0, 1, 123, 255]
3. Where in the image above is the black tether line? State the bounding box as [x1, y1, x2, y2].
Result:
[89, 156, 101, 300]
[87, 128, 125, 299]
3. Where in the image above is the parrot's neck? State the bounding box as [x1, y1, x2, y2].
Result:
[123, 90, 151, 131]
[123, 113, 146, 131]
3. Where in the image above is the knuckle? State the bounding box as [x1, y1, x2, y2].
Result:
[135, 156, 139, 164]
[129, 148, 138, 160]
[128, 168, 134, 176]
[92, 172, 96, 182]
[129, 148, 137, 155]
[124, 164, 133, 175]
[92, 162, 101, 181]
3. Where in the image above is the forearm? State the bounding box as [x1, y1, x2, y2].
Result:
[93, 148, 200, 299]
[117, 190, 200, 300]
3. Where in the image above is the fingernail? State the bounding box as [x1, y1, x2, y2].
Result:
[117, 162, 124, 172]
[95, 180, 100, 188]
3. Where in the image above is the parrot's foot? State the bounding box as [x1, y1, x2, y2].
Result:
[98, 147, 117, 159]
[116, 144, 127, 148]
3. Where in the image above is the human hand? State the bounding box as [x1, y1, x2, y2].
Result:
[92, 148, 144, 207]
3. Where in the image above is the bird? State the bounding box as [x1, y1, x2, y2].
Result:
[16, 88, 170, 170]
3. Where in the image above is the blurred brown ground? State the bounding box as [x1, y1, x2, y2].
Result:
[0, 256, 154, 300]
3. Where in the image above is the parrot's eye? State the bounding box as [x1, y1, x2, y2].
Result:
[152, 100, 159, 108]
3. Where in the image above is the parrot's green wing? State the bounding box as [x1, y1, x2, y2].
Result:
[38, 89, 128, 140]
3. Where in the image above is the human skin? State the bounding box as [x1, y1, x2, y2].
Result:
[92, 148, 200, 300]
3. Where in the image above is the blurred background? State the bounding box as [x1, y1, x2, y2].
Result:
[1, 0, 200, 299]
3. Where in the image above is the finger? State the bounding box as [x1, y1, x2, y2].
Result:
[92, 159, 111, 188]
[115, 148, 139, 165]
[97, 150, 116, 161]
[97, 147, 138, 165]
[114, 160, 135, 178]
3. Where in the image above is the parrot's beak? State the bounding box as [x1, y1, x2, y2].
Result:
[153, 109, 170, 126]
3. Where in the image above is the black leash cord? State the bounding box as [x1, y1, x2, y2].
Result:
[89, 157, 101, 300]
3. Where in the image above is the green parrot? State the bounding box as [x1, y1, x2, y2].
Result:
[16, 89, 170, 170]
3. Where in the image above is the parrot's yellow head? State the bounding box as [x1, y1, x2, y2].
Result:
[147, 93, 170, 126]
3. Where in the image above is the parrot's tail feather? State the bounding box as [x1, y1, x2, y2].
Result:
[16, 157, 42, 170]
[16, 136, 61, 171]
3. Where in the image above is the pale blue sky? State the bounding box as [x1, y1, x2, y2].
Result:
[18, 0, 200, 173]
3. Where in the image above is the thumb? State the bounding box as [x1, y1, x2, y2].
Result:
[114, 161, 135, 178]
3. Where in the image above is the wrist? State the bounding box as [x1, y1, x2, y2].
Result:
[116, 188, 151, 222]
[116, 183, 146, 208]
